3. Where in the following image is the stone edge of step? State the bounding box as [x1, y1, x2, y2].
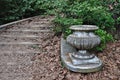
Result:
[0, 16, 39, 30]
[0, 42, 41, 45]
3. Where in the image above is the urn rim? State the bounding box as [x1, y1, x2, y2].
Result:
[70, 25, 98, 31]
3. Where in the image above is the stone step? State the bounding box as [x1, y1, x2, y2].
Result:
[0, 32, 54, 42]
[0, 30, 52, 33]
[0, 72, 32, 80]
[33, 18, 50, 21]
[32, 21, 50, 25]
[0, 35, 40, 38]
[0, 45, 42, 54]
[8, 25, 52, 30]
[0, 42, 41, 45]
[0, 37, 41, 42]
[0, 51, 41, 54]
[0, 51, 40, 58]
[0, 54, 33, 63]
[31, 25, 52, 28]
[0, 30, 53, 36]
[0, 31, 49, 36]
[15, 24, 52, 28]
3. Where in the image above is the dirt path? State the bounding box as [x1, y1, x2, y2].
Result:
[0, 16, 120, 80]
[0, 16, 54, 80]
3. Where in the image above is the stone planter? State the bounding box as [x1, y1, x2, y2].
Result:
[61, 25, 103, 73]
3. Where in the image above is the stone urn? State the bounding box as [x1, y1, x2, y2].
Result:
[61, 25, 103, 73]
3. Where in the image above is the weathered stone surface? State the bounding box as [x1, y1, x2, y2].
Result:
[61, 38, 103, 73]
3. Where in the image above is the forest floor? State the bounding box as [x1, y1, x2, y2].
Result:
[0, 16, 119, 80]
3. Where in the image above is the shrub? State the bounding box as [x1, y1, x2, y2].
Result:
[95, 29, 114, 51]
[53, 0, 115, 51]
[0, 0, 66, 25]
[0, 0, 39, 25]
[62, 1, 115, 30]
[0, 0, 67, 25]
[34, 0, 66, 15]
[53, 17, 83, 38]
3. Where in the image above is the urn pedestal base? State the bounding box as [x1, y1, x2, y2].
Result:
[61, 38, 103, 73]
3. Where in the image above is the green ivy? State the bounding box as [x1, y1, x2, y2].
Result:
[95, 29, 114, 51]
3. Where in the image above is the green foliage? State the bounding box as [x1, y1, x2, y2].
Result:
[100, 0, 120, 26]
[0, 0, 62, 25]
[62, 1, 115, 30]
[0, 0, 67, 25]
[34, 0, 67, 15]
[112, 1, 120, 26]
[117, 17, 120, 25]
[54, 17, 83, 26]
[53, 17, 83, 38]
[53, 0, 115, 51]
[95, 29, 114, 51]
[0, 0, 40, 25]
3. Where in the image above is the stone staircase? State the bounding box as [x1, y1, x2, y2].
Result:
[0, 16, 54, 80]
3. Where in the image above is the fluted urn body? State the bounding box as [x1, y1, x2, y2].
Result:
[67, 25, 101, 50]
[62, 25, 103, 73]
